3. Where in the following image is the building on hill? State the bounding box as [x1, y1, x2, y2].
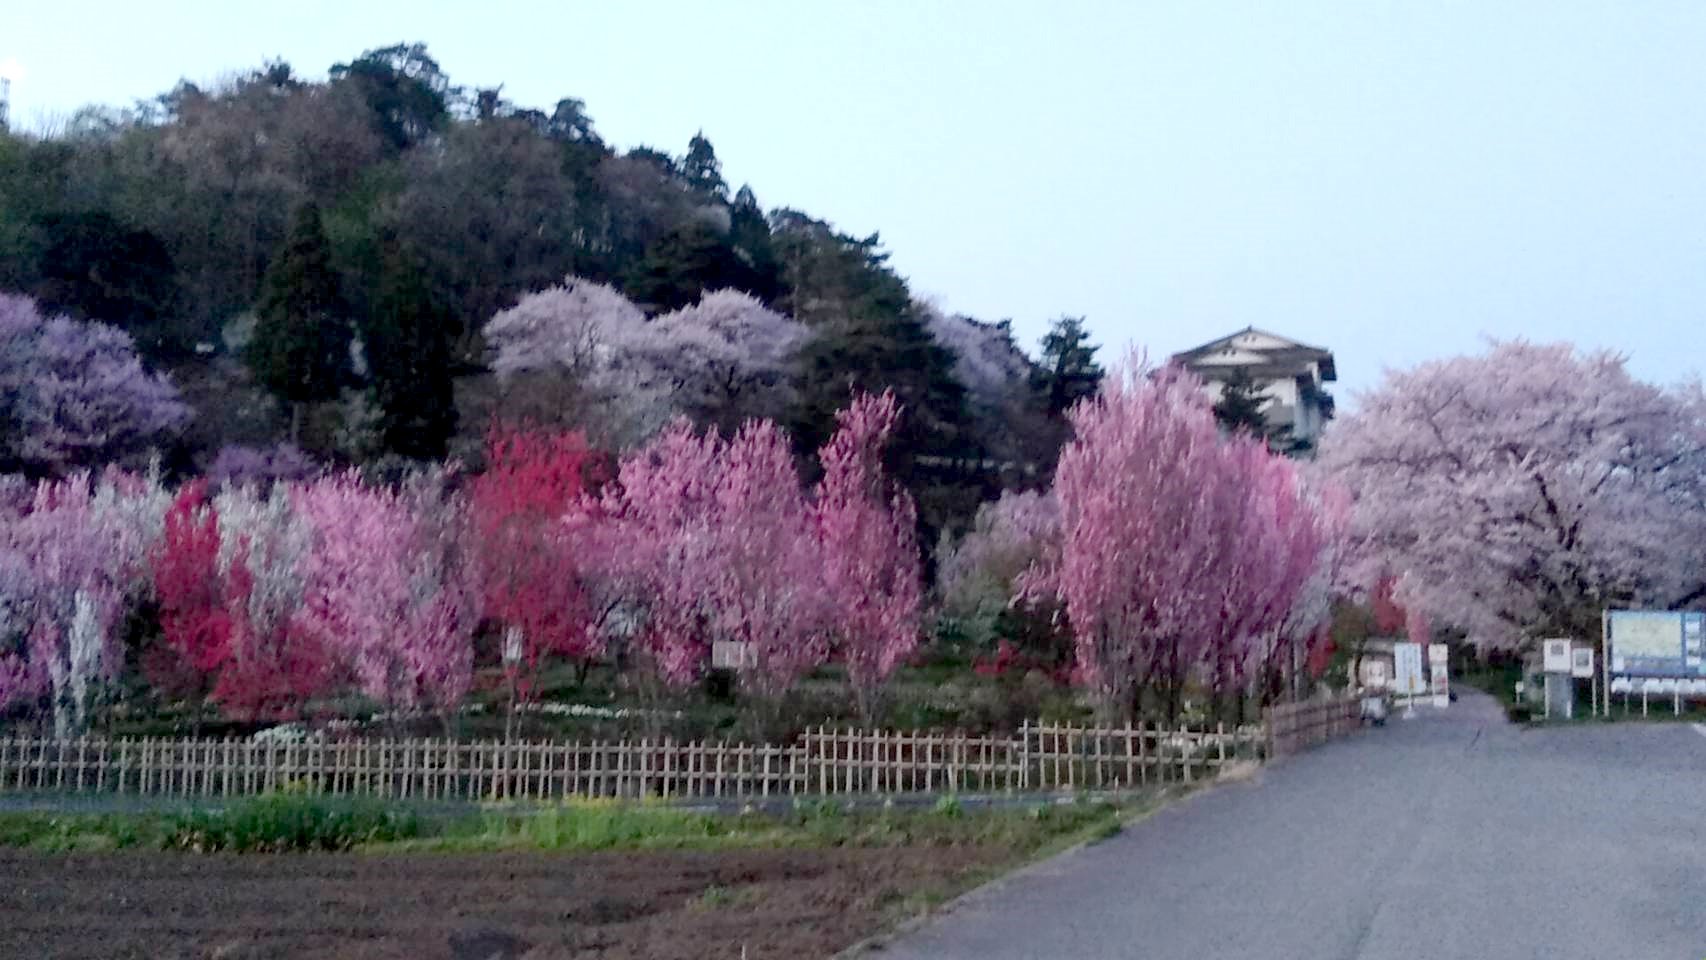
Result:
[1170, 327, 1337, 453]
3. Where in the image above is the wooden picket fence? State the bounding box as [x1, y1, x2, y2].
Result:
[0, 718, 1271, 803]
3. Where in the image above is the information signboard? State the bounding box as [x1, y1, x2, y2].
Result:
[1607, 610, 1706, 678]
[1393, 642, 1425, 697]
[1570, 647, 1594, 679]
[1429, 643, 1450, 707]
[1542, 639, 1572, 674]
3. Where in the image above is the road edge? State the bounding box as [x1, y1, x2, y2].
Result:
[832, 762, 1262, 958]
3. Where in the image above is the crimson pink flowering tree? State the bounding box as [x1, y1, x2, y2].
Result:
[151, 483, 232, 707]
[152, 482, 335, 720]
[813, 391, 922, 723]
[1316, 341, 1706, 649]
[470, 425, 606, 733]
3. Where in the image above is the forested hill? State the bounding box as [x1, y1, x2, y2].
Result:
[0, 42, 1102, 539]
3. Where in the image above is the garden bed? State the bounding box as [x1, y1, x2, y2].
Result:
[0, 845, 1001, 959]
[0, 793, 1138, 959]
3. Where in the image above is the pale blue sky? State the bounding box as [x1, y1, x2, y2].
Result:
[6, 1, 1704, 399]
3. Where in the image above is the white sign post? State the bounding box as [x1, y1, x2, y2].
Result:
[1428, 643, 1450, 707]
[1394, 642, 1425, 717]
[1541, 638, 1573, 719]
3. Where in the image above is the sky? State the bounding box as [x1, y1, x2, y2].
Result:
[4, 1, 1704, 401]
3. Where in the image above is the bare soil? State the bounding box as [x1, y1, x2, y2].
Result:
[0, 846, 1008, 959]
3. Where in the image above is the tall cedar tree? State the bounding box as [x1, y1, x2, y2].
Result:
[247, 203, 353, 440]
[728, 185, 782, 302]
[680, 132, 728, 201]
[778, 214, 977, 541]
[1212, 367, 1271, 436]
[362, 245, 458, 459]
[1033, 316, 1103, 417]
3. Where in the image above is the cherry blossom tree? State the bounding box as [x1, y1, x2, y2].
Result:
[640, 289, 806, 431]
[814, 392, 921, 722]
[483, 277, 667, 445]
[205, 443, 319, 492]
[937, 490, 1061, 643]
[395, 468, 482, 718]
[0, 293, 189, 477]
[1316, 341, 1706, 650]
[1199, 437, 1295, 707]
[485, 277, 644, 379]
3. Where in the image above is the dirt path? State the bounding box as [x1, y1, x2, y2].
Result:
[0, 845, 1008, 959]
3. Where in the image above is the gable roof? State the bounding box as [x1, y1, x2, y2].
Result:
[1171, 326, 1336, 382]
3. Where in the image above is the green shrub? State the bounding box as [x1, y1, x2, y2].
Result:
[163, 793, 421, 853]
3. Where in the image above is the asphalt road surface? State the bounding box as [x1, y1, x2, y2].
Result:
[868, 691, 1706, 960]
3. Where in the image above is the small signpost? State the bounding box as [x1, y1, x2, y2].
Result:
[711, 640, 755, 671]
[1570, 645, 1596, 717]
[1428, 643, 1450, 708]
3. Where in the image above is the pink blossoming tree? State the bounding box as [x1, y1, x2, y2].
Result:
[813, 391, 922, 723]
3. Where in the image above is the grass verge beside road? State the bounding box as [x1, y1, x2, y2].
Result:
[0, 787, 1153, 856]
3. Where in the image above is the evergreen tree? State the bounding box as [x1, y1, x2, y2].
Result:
[775, 213, 980, 541]
[1212, 367, 1272, 437]
[246, 203, 353, 440]
[729, 185, 781, 301]
[681, 132, 728, 201]
[360, 245, 457, 460]
[624, 221, 761, 311]
[1033, 316, 1103, 417]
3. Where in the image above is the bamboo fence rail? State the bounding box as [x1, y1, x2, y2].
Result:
[0, 717, 1288, 803]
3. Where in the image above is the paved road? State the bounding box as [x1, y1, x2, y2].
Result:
[869, 692, 1706, 960]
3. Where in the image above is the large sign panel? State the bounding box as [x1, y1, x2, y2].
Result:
[1393, 642, 1426, 696]
[1607, 610, 1706, 678]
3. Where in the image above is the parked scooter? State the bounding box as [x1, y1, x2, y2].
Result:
[1360, 691, 1389, 726]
